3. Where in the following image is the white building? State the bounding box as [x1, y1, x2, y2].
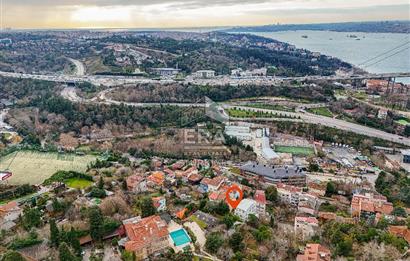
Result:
[276, 183, 303, 206]
[294, 216, 319, 241]
[234, 199, 259, 221]
[151, 68, 180, 77]
[194, 70, 215, 79]
[224, 125, 252, 141]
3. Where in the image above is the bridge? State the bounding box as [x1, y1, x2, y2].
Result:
[0, 70, 409, 87]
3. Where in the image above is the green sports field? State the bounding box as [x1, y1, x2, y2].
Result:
[274, 146, 315, 156]
[0, 151, 96, 185]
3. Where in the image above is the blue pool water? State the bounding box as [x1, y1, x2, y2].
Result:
[170, 229, 191, 246]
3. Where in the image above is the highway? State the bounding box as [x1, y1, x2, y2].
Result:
[223, 105, 410, 147]
[59, 86, 410, 147]
[1, 70, 409, 87]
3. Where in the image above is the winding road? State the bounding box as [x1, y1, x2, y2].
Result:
[60, 86, 410, 147]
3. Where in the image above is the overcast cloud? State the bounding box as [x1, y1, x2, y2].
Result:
[1, 0, 409, 29]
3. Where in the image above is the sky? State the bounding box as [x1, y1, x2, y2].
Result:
[1, 0, 410, 29]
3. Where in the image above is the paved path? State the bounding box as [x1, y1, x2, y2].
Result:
[67, 58, 86, 76]
[59, 87, 410, 146]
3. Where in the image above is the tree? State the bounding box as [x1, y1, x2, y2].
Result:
[66, 228, 81, 256]
[98, 176, 104, 189]
[50, 219, 60, 247]
[229, 232, 244, 252]
[325, 181, 337, 197]
[247, 214, 258, 228]
[58, 242, 78, 261]
[404, 126, 410, 137]
[215, 201, 230, 215]
[223, 213, 239, 229]
[265, 186, 278, 203]
[1, 251, 26, 261]
[253, 225, 271, 242]
[140, 197, 156, 218]
[392, 207, 407, 217]
[89, 187, 106, 198]
[22, 208, 42, 230]
[88, 207, 104, 241]
[205, 232, 224, 254]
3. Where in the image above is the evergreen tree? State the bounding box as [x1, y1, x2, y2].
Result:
[58, 242, 77, 261]
[89, 207, 104, 241]
[140, 197, 156, 218]
[98, 176, 104, 189]
[50, 219, 60, 247]
[1, 250, 26, 261]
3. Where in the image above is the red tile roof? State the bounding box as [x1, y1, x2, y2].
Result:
[388, 226, 410, 244]
[254, 190, 266, 205]
[147, 171, 165, 186]
[296, 244, 331, 261]
[351, 193, 393, 216]
[126, 174, 144, 190]
[295, 216, 319, 225]
[124, 215, 168, 253]
[201, 176, 224, 188]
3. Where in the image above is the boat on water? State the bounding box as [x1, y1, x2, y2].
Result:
[301, 35, 308, 38]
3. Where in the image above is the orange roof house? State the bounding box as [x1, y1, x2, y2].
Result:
[124, 215, 169, 259]
[147, 171, 165, 186]
[351, 193, 393, 217]
[296, 243, 331, 261]
[176, 208, 187, 220]
[388, 226, 410, 244]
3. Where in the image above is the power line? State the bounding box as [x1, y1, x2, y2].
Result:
[362, 46, 410, 68]
[358, 40, 410, 66]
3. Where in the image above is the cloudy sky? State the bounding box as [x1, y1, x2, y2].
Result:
[1, 0, 409, 29]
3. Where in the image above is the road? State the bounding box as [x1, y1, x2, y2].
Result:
[67, 58, 86, 76]
[1, 70, 409, 87]
[224, 105, 410, 146]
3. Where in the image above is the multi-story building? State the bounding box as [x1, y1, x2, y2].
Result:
[294, 216, 319, 241]
[254, 190, 267, 217]
[199, 176, 225, 193]
[276, 183, 303, 206]
[351, 193, 394, 218]
[234, 199, 259, 221]
[240, 162, 306, 186]
[194, 70, 216, 79]
[123, 215, 169, 259]
[126, 174, 147, 193]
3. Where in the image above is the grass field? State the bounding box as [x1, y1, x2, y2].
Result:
[396, 119, 410, 126]
[274, 146, 315, 156]
[0, 151, 96, 185]
[65, 178, 93, 189]
[307, 107, 333, 117]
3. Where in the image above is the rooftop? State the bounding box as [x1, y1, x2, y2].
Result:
[240, 162, 305, 180]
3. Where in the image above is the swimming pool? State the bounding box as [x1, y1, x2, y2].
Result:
[170, 228, 191, 247]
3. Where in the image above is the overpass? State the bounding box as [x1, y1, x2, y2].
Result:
[0, 70, 409, 87]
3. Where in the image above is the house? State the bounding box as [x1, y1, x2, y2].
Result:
[194, 70, 215, 79]
[234, 199, 259, 221]
[126, 174, 148, 193]
[351, 193, 393, 218]
[296, 243, 331, 261]
[153, 197, 166, 212]
[254, 190, 266, 216]
[294, 216, 319, 240]
[402, 149, 410, 164]
[298, 193, 319, 216]
[0, 201, 22, 230]
[388, 226, 410, 244]
[147, 171, 165, 187]
[276, 183, 303, 206]
[209, 190, 226, 202]
[199, 176, 225, 193]
[240, 162, 306, 186]
[123, 215, 169, 259]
